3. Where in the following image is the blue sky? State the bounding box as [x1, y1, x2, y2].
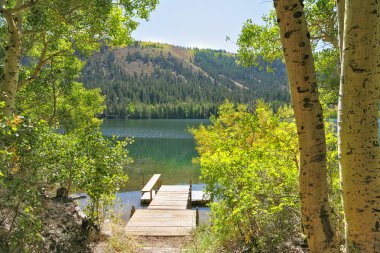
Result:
[132, 0, 273, 53]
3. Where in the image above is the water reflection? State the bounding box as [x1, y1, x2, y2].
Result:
[101, 119, 208, 190]
[98, 119, 210, 222]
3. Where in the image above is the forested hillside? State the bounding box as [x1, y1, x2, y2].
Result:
[80, 42, 289, 119]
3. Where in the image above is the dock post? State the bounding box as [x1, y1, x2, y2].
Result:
[189, 180, 192, 209]
[196, 207, 199, 226]
[130, 206, 136, 218]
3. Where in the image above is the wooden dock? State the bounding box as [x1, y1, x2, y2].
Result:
[125, 174, 212, 236]
[191, 191, 210, 206]
[140, 174, 210, 206]
[142, 190, 210, 205]
[148, 185, 191, 210]
[126, 183, 196, 236]
[125, 209, 196, 236]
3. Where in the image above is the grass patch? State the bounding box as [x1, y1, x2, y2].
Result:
[94, 217, 141, 253]
[184, 225, 224, 253]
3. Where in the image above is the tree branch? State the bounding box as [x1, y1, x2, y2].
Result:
[17, 31, 70, 91]
[17, 48, 70, 90]
[2, 0, 40, 15]
[15, 0, 24, 31]
[2, 12, 18, 34]
[17, 33, 48, 90]
[0, 0, 4, 12]
[23, 29, 44, 35]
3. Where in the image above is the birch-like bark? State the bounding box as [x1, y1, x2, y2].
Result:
[0, 0, 39, 117]
[273, 0, 338, 252]
[338, 0, 380, 252]
[0, 12, 22, 117]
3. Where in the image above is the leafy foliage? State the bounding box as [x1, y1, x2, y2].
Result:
[79, 132, 131, 223]
[0, 110, 131, 251]
[237, 11, 281, 68]
[0, 1, 158, 249]
[192, 101, 300, 252]
[237, 0, 339, 107]
[191, 101, 341, 252]
[0, 0, 158, 119]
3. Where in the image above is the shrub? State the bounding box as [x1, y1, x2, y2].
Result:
[0, 114, 130, 252]
[192, 101, 300, 252]
[192, 101, 341, 252]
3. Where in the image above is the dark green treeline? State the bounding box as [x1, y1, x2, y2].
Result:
[80, 42, 290, 119]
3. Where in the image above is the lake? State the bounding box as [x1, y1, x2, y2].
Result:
[99, 119, 210, 221]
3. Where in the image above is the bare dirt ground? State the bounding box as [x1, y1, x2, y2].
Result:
[133, 236, 190, 253]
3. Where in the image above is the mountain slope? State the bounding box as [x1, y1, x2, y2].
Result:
[80, 42, 289, 119]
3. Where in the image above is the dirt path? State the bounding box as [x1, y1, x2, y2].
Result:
[133, 236, 190, 253]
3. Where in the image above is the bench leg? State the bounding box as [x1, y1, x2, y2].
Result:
[196, 207, 199, 226]
[189, 180, 192, 209]
[130, 206, 136, 218]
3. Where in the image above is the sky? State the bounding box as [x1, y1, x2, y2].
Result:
[132, 0, 273, 53]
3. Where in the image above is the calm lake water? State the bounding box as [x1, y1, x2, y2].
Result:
[98, 119, 210, 221]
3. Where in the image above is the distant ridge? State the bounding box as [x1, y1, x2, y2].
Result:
[80, 41, 289, 119]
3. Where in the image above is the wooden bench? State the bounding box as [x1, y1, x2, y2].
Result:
[141, 174, 161, 204]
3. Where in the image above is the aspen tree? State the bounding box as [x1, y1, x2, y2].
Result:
[273, 0, 338, 252]
[0, 0, 157, 117]
[0, 0, 24, 116]
[338, 0, 380, 251]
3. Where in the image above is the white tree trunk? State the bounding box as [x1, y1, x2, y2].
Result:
[0, 7, 23, 117]
[338, 0, 380, 252]
[273, 0, 339, 252]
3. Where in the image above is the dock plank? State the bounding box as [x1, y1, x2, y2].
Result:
[149, 184, 190, 210]
[158, 185, 189, 191]
[126, 184, 194, 236]
[150, 200, 187, 205]
[147, 205, 188, 210]
[132, 209, 194, 215]
[191, 191, 211, 205]
[125, 209, 195, 236]
[127, 220, 195, 227]
[125, 226, 193, 236]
